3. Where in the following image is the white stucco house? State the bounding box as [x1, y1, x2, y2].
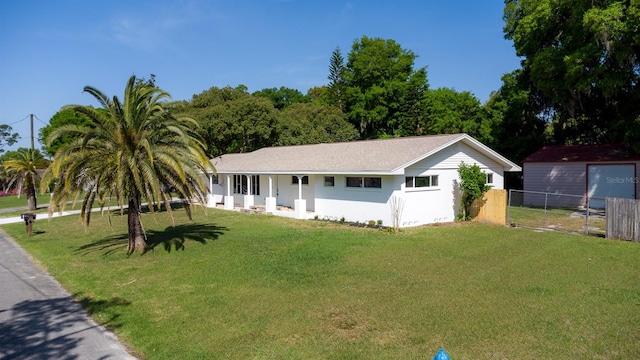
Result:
[523, 144, 640, 208]
[203, 133, 521, 228]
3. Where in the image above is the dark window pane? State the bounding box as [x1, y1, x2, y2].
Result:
[364, 177, 381, 188]
[346, 177, 362, 187]
[324, 176, 335, 187]
[405, 176, 414, 188]
[415, 176, 430, 187]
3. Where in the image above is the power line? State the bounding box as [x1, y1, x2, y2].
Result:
[33, 114, 48, 125]
[4, 115, 30, 126]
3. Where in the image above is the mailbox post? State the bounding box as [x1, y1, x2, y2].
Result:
[21, 213, 36, 236]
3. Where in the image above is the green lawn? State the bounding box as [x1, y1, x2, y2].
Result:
[3, 208, 639, 359]
[0, 192, 103, 218]
[0, 193, 52, 210]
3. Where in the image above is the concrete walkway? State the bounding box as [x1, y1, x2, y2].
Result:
[0, 225, 137, 359]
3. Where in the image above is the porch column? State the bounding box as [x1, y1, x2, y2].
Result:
[207, 173, 215, 207]
[294, 175, 307, 219]
[243, 175, 254, 209]
[265, 175, 276, 213]
[224, 174, 234, 210]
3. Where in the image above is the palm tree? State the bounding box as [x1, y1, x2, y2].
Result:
[4, 148, 49, 210]
[43, 75, 213, 254]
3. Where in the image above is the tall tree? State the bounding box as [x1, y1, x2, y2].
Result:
[504, 0, 640, 147]
[177, 86, 278, 156]
[276, 103, 358, 146]
[43, 75, 212, 254]
[420, 88, 493, 145]
[343, 36, 429, 138]
[4, 148, 49, 210]
[39, 107, 95, 157]
[252, 86, 309, 110]
[484, 70, 549, 163]
[0, 124, 19, 154]
[326, 47, 347, 112]
[306, 86, 328, 104]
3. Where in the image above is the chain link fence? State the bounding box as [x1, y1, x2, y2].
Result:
[507, 190, 606, 236]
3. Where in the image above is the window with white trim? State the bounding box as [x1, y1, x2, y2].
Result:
[405, 175, 439, 188]
[486, 173, 494, 185]
[324, 176, 335, 187]
[346, 176, 382, 189]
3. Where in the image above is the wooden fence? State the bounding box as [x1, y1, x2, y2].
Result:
[471, 189, 507, 225]
[606, 197, 640, 242]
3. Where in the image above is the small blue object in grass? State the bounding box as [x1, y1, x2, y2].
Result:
[433, 348, 450, 360]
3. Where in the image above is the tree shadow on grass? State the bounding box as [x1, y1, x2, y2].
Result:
[75, 223, 227, 256]
[0, 293, 130, 359]
[144, 223, 227, 253]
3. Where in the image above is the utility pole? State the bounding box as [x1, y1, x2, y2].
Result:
[30, 114, 34, 150]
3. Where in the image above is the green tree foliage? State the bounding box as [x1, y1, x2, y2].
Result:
[420, 88, 493, 144]
[276, 103, 358, 146]
[39, 107, 95, 157]
[0, 124, 19, 154]
[503, 0, 640, 147]
[3, 148, 49, 210]
[457, 162, 490, 221]
[43, 75, 212, 254]
[326, 47, 347, 112]
[306, 86, 328, 104]
[343, 36, 429, 138]
[484, 70, 549, 163]
[179, 86, 279, 156]
[252, 86, 310, 110]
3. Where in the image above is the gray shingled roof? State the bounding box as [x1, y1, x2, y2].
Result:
[210, 133, 520, 174]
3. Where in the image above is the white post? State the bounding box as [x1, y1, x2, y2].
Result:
[224, 174, 234, 210]
[243, 175, 254, 209]
[265, 175, 276, 213]
[207, 173, 215, 207]
[294, 175, 306, 219]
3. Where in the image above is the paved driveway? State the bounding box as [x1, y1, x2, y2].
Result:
[0, 230, 136, 359]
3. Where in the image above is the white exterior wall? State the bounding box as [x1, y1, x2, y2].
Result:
[400, 142, 505, 226]
[313, 175, 398, 225]
[273, 175, 315, 211]
[312, 142, 505, 228]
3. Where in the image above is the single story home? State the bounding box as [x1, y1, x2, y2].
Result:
[204, 133, 521, 227]
[523, 144, 640, 208]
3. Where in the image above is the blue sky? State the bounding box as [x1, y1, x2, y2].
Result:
[0, 1, 520, 151]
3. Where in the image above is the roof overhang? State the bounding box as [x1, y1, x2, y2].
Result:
[394, 134, 521, 172]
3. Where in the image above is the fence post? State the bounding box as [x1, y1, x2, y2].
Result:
[584, 196, 590, 235]
[507, 189, 512, 226]
[544, 193, 548, 229]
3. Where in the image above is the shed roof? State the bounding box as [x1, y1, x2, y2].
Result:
[523, 144, 640, 163]
[211, 133, 521, 175]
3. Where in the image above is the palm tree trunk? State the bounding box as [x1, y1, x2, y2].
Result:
[127, 198, 147, 254]
[26, 182, 37, 211]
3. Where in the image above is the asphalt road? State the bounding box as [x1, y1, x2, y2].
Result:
[0, 230, 136, 359]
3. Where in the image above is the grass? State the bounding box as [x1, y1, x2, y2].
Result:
[0, 193, 52, 210]
[0, 192, 108, 218]
[3, 208, 639, 359]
